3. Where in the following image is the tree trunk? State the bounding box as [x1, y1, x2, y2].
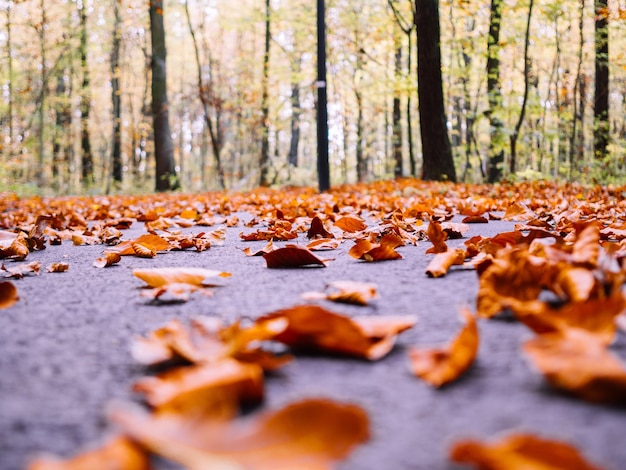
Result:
[259, 0, 271, 187]
[6, 5, 14, 159]
[393, 32, 403, 178]
[509, 0, 534, 175]
[111, 0, 123, 184]
[486, 0, 504, 182]
[288, 57, 302, 168]
[594, 0, 609, 161]
[355, 90, 367, 182]
[79, 2, 94, 184]
[414, 0, 456, 182]
[37, 0, 47, 187]
[150, 0, 178, 191]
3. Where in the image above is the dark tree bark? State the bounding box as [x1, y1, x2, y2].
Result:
[414, 0, 456, 182]
[486, 0, 504, 182]
[288, 56, 302, 168]
[111, 0, 123, 184]
[393, 32, 403, 178]
[259, 0, 271, 187]
[149, 0, 178, 191]
[509, 0, 534, 174]
[79, 2, 94, 184]
[594, 0, 610, 161]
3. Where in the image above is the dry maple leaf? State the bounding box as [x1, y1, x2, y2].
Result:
[408, 307, 479, 387]
[307, 215, 333, 239]
[242, 240, 275, 257]
[263, 244, 327, 268]
[132, 242, 157, 258]
[450, 433, 604, 470]
[348, 234, 403, 262]
[425, 248, 466, 278]
[0, 281, 19, 309]
[1, 261, 41, 278]
[133, 358, 265, 416]
[503, 202, 537, 221]
[306, 238, 341, 251]
[302, 280, 378, 306]
[27, 436, 150, 470]
[93, 252, 122, 268]
[0, 234, 29, 260]
[109, 233, 171, 256]
[425, 219, 449, 254]
[571, 221, 600, 268]
[133, 267, 231, 288]
[259, 304, 417, 360]
[334, 214, 367, 233]
[109, 398, 369, 470]
[523, 329, 626, 404]
[46, 262, 69, 273]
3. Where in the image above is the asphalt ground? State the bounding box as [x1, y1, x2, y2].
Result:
[1, 214, 625, 470]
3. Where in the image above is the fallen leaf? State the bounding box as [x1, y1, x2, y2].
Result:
[408, 308, 478, 387]
[425, 248, 466, 278]
[242, 240, 274, 257]
[260, 304, 416, 360]
[0, 281, 19, 309]
[263, 244, 327, 268]
[450, 433, 604, 470]
[109, 233, 171, 256]
[2, 261, 41, 278]
[27, 436, 150, 470]
[93, 252, 122, 268]
[523, 329, 626, 404]
[0, 234, 29, 260]
[110, 398, 369, 470]
[46, 262, 69, 273]
[348, 234, 403, 262]
[503, 202, 536, 221]
[306, 238, 341, 251]
[334, 214, 367, 233]
[302, 280, 378, 306]
[307, 215, 333, 239]
[131, 242, 157, 258]
[133, 267, 231, 288]
[141, 283, 206, 302]
[425, 219, 448, 254]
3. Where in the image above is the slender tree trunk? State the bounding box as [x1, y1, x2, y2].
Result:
[288, 57, 302, 168]
[6, 5, 14, 158]
[509, 0, 534, 174]
[414, 0, 456, 182]
[37, 0, 47, 187]
[570, 0, 585, 176]
[184, 0, 225, 189]
[407, 32, 416, 177]
[355, 90, 367, 182]
[150, 0, 178, 191]
[79, 2, 94, 184]
[486, 0, 504, 182]
[594, 0, 610, 161]
[111, 0, 123, 184]
[259, 0, 271, 187]
[393, 31, 403, 178]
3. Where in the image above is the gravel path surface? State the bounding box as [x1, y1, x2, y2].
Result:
[1, 215, 625, 470]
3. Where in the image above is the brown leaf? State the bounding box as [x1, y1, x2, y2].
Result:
[503, 201, 536, 221]
[132, 359, 264, 415]
[0, 234, 29, 260]
[260, 304, 417, 360]
[93, 252, 122, 268]
[27, 436, 150, 470]
[46, 262, 69, 273]
[303, 280, 378, 306]
[348, 235, 403, 262]
[0, 281, 19, 309]
[109, 234, 171, 256]
[450, 433, 604, 470]
[242, 240, 274, 257]
[334, 214, 367, 233]
[425, 248, 466, 278]
[523, 329, 626, 404]
[2, 261, 41, 278]
[572, 221, 600, 268]
[425, 219, 448, 254]
[409, 308, 478, 387]
[307, 215, 333, 239]
[132, 242, 157, 258]
[263, 244, 327, 268]
[133, 267, 231, 288]
[306, 238, 341, 251]
[110, 398, 369, 470]
[141, 283, 206, 302]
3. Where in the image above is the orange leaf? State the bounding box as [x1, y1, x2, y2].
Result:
[425, 248, 466, 277]
[1, 261, 41, 278]
[334, 214, 367, 233]
[260, 304, 416, 360]
[523, 329, 626, 404]
[307, 215, 333, 239]
[46, 262, 69, 273]
[409, 308, 478, 387]
[263, 244, 327, 268]
[110, 398, 369, 469]
[242, 240, 274, 257]
[306, 237, 341, 251]
[503, 201, 536, 221]
[425, 219, 448, 254]
[133, 267, 231, 288]
[450, 433, 604, 470]
[348, 236, 403, 262]
[28, 436, 150, 470]
[93, 252, 122, 268]
[303, 280, 378, 306]
[0, 281, 19, 309]
[108, 233, 171, 256]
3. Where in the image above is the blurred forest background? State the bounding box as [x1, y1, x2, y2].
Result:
[0, 0, 625, 195]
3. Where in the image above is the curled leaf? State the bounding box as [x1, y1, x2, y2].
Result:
[260, 304, 417, 360]
[109, 233, 171, 256]
[132, 242, 157, 258]
[133, 267, 231, 288]
[110, 398, 369, 470]
[306, 238, 341, 251]
[27, 436, 150, 470]
[46, 262, 69, 273]
[425, 248, 466, 278]
[0, 281, 19, 309]
[450, 433, 604, 470]
[2, 261, 41, 278]
[334, 214, 367, 233]
[242, 240, 274, 257]
[93, 252, 122, 268]
[425, 219, 448, 254]
[263, 244, 327, 268]
[141, 283, 206, 303]
[307, 215, 333, 239]
[409, 308, 479, 387]
[523, 329, 626, 404]
[303, 280, 378, 306]
[348, 234, 403, 262]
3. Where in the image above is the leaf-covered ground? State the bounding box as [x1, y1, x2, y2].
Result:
[1, 179, 625, 470]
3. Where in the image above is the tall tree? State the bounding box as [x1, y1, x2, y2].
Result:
[594, 0, 609, 161]
[509, 0, 535, 174]
[79, 0, 94, 184]
[259, 0, 272, 187]
[414, 0, 456, 181]
[149, 0, 178, 191]
[486, 0, 504, 182]
[392, 28, 403, 178]
[37, 0, 47, 187]
[110, 0, 123, 185]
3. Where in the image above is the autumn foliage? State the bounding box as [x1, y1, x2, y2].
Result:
[1, 179, 625, 469]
